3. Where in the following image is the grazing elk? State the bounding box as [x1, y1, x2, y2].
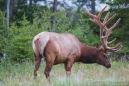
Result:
[32, 6, 123, 82]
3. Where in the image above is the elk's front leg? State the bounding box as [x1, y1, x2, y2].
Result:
[64, 57, 74, 77]
[33, 53, 42, 79]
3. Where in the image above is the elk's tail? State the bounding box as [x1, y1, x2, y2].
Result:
[32, 35, 49, 58]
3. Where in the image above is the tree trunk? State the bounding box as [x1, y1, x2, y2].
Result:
[29, 0, 32, 6]
[6, 0, 10, 29]
[52, 0, 58, 12]
[91, 0, 95, 14]
[50, 0, 58, 31]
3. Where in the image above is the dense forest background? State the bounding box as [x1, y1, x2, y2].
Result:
[0, 0, 129, 62]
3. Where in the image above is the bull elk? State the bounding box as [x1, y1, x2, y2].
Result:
[32, 6, 123, 82]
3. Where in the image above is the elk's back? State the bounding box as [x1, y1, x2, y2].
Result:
[33, 32, 81, 64]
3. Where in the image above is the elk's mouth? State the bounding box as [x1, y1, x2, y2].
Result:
[105, 64, 111, 68]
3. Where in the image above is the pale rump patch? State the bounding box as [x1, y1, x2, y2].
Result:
[32, 32, 49, 57]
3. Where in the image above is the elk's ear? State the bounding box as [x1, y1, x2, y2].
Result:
[96, 43, 100, 48]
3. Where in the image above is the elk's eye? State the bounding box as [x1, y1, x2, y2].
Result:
[102, 54, 106, 57]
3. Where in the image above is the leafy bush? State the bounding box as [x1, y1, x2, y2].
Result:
[5, 15, 33, 62]
[0, 10, 7, 57]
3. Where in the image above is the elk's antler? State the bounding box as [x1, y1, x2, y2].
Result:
[86, 6, 123, 52]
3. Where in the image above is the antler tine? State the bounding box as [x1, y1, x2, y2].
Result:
[103, 12, 110, 23]
[98, 6, 107, 18]
[86, 6, 107, 25]
[86, 8, 97, 24]
[102, 30, 123, 52]
[114, 46, 123, 52]
[86, 8, 96, 18]
[109, 18, 121, 31]
[103, 14, 116, 27]
[107, 45, 123, 52]
[107, 38, 116, 44]
[101, 29, 123, 52]
[108, 43, 122, 49]
[86, 5, 107, 18]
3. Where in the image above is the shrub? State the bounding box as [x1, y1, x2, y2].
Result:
[0, 10, 7, 58]
[5, 15, 33, 62]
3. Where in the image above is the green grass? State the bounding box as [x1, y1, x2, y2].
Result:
[0, 60, 129, 86]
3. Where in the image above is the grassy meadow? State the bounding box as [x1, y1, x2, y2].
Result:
[0, 60, 129, 86]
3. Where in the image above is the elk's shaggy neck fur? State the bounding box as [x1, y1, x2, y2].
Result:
[78, 44, 98, 63]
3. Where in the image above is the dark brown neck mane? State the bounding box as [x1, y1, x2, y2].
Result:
[77, 43, 98, 64]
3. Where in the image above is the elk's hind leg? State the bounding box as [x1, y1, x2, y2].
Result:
[44, 54, 55, 82]
[33, 52, 42, 79]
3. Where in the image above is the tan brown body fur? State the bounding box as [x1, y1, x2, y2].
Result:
[33, 32, 110, 82]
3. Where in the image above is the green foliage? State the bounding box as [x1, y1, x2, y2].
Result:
[51, 11, 73, 33]
[31, 9, 52, 34]
[9, 35, 32, 62]
[0, 0, 6, 11]
[5, 15, 33, 62]
[86, 30, 100, 46]
[0, 10, 7, 55]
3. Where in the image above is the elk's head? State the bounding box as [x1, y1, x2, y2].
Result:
[95, 44, 110, 68]
[86, 6, 123, 68]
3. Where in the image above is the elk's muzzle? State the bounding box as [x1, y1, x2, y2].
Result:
[105, 63, 111, 68]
